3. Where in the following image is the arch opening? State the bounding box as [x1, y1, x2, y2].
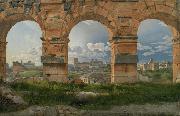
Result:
[4, 20, 43, 81]
[137, 19, 174, 83]
[68, 20, 111, 84]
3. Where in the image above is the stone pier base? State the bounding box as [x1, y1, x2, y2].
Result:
[43, 64, 68, 83]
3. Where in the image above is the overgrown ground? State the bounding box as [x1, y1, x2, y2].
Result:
[139, 69, 172, 83]
[1, 81, 180, 112]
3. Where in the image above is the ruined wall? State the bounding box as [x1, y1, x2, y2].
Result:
[111, 36, 138, 83]
[173, 0, 180, 82]
[0, 0, 179, 83]
[0, 0, 43, 80]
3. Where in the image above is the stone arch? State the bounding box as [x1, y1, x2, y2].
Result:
[0, 0, 179, 83]
[56, 11, 117, 83]
[137, 12, 179, 32]
[0, 13, 44, 80]
[66, 13, 117, 39]
[60, 12, 117, 41]
[135, 1, 179, 31]
[0, 14, 44, 40]
[135, 3, 180, 83]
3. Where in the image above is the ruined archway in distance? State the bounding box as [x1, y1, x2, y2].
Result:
[5, 20, 43, 81]
[68, 20, 111, 84]
[137, 19, 173, 83]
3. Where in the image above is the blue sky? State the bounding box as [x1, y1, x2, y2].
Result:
[137, 19, 172, 63]
[6, 19, 172, 65]
[68, 20, 110, 64]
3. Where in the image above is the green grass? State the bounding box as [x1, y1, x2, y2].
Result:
[19, 70, 43, 78]
[140, 69, 172, 83]
[4, 81, 180, 111]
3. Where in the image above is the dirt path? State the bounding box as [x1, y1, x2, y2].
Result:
[84, 102, 180, 116]
[1, 102, 180, 116]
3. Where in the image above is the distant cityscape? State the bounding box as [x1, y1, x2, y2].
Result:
[68, 58, 111, 84]
[137, 58, 172, 71]
[5, 58, 172, 84]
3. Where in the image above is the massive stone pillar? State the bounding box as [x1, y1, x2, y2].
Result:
[173, 0, 180, 83]
[0, 41, 6, 80]
[111, 36, 138, 83]
[173, 37, 180, 83]
[41, 36, 68, 83]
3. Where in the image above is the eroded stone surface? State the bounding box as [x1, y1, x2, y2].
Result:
[0, 86, 27, 109]
[0, 0, 179, 83]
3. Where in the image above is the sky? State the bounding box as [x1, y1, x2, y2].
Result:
[6, 21, 42, 66]
[137, 19, 172, 63]
[5, 19, 173, 66]
[68, 20, 110, 64]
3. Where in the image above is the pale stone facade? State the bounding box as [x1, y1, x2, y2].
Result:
[0, 0, 179, 83]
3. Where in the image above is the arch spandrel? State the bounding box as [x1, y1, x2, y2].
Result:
[65, 13, 117, 40]
[134, 0, 179, 31]
[0, 14, 45, 43]
[135, 12, 179, 31]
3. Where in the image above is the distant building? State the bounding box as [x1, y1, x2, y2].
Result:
[73, 58, 105, 71]
[90, 59, 103, 68]
[12, 60, 36, 78]
[70, 58, 110, 84]
[12, 61, 26, 77]
[137, 64, 145, 71]
[23, 61, 35, 69]
[74, 58, 89, 70]
[79, 76, 89, 84]
[146, 58, 159, 71]
[138, 58, 172, 71]
[159, 61, 172, 69]
[74, 58, 78, 65]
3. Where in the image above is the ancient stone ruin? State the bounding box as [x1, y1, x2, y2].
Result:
[0, 0, 179, 83]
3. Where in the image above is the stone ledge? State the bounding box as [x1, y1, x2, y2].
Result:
[41, 56, 65, 64]
[113, 36, 138, 40]
[115, 54, 138, 64]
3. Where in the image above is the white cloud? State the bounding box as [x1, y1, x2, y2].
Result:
[137, 43, 152, 51]
[69, 46, 83, 54]
[68, 43, 110, 64]
[82, 20, 96, 26]
[143, 51, 155, 56]
[87, 43, 105, 52]
[155, 46, 169, 52]
[7, 47, 42, 66]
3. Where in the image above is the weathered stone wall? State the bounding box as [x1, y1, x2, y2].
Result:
[111, 36, 138, 83]
[0, 0, 179, 83]
[173, 0, 180, 82]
